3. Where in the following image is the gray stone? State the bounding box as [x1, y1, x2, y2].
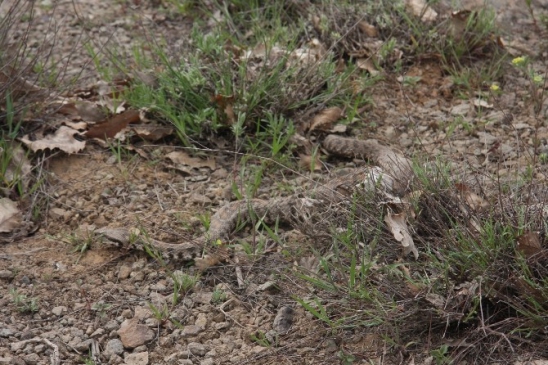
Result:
[214, 322, 230, 330]
[193, 292, 212, 304]
[272, 306, 294, 334]
[0, 327, 15, 338]
[105, 339, 124, 356]
[251, 345, 266, 354]
[51, 306, 67, 316]
[90, 328, 105, 337]
[118, 266, 131, 280]
[149, 292, 167, 308]
[149, 282, 166, 291]
[187, 342, 207, 356]
[109, 354, 124, 365]
[74, 339, 94, 352]
[10, 340, 27, 352]
[118, 319, 154, 349]
[200, 359, 215, 365]
[20, 331, 34, 340]
[104, 319, 119, 331]
[129, 271, 145, 281]
[22, 353, 40, 365]
[0, 270, 13, 279]
[144, 318, 159, 327]
[10, 356, 25, 365]
[133, 345, 147, 353]
[195, 313, 208, 329]
[121, 309, 133, 319]
[134, 307, 152, 321]
[124, 351, 148, 365]
[181, 325, 203, 337]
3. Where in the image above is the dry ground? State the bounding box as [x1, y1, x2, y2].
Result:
[2, 0, 548, 364]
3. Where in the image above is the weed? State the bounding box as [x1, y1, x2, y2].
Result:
[338, 351, 356, 365]
[197, 212, 211, 231]
[10, 288, 39, 313]
[250, 331, 271, 347]
[91, 301, 111, 318]
[148, 302, 170, 323]
[81, 354, 98, 365]
[171, 271, 199, 305]
[511, 55, 547, 115]
[295, 296, 334, 327]
[65, 231, 94, 264]
[211, 289, 227, 304]
[431, 344, 450, 365]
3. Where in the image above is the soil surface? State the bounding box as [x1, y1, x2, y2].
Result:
[2, 1, 548, 364]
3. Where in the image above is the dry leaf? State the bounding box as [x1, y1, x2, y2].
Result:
[298, 154, 322, 171]
[356, 58, 380, 76]
[75, 101, 107, 122]
[211, 94, 236, 124]
[165, 151, 216, 170]
[20, 126, 86, 153]
[63, 121, 88, 130]
[472, 98, 493, 109]
[288, 39, 326, 67]
[0, 198, 22, 233]
[298, 255, 320, 273]
[131, 125, 173, 142]
[405, 0, 438, 22]
[384, 211, 418, 259]
[425, 293, 445, 309]
[455, 183, 489, 211]
[358, 21, 378, 38]
[56, 100, 106, 122]
[448, 10, 473, 41]
[516, 231, 542, 258]
[309, 107, 344, 132]
[85, 110, 141, 140]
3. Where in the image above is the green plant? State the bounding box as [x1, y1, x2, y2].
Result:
[250, 331, 271, 347]
[64, 231, 94, 264]
[430, 344, 450, 365]
[10, 288, 39, 313]
[171, 271, 199, 305]
[338, 350, 356, 365]
[211, 289, 227, 304]
[91, 301, 111, 318]
[511, 56, 546, 115]
[295, 296, 334, 327]
[148, 302, 170, 323]
[81, 354, 98, 365]
[197, 212, 211, 231]
[539, 153, 548, 165]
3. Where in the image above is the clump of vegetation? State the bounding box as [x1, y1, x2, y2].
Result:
[10, 288, 39, 313]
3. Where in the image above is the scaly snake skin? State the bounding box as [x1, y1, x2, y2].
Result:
[96, 135, 412, 262]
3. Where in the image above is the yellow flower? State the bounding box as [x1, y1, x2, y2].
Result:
[511, 56, 526, 66]
[533, 75, 543, 83]
[490, 84, 500, 92]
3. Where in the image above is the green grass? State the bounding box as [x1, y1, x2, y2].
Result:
[10, 288, 39, 313]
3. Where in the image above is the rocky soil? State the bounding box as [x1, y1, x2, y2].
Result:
[2, 0, 548, 364]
